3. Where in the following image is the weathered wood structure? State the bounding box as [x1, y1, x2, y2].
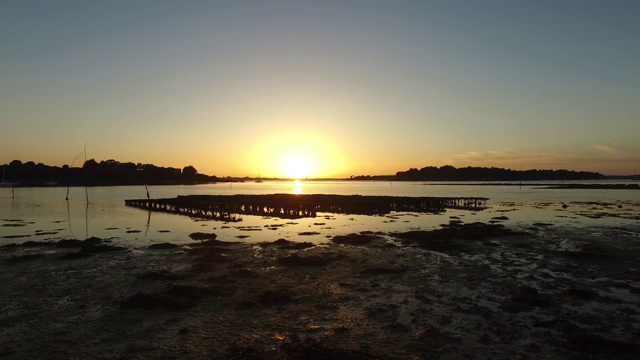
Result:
[125, 194, 487, 221]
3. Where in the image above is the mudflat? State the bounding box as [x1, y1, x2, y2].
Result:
[1, 222, 639, 359]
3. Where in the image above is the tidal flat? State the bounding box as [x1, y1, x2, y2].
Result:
[1, 218, 639, 359]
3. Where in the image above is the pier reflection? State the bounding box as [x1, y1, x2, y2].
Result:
[125, 194, 488, 222]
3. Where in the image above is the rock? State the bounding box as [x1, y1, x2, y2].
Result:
[518, 285, 539, 299]
[5, 253, 45, 263]
[193, 252, 231, 264]
[258, 289, 293, 307]
[188, 232, 218, 241]
[332, 233, 380, 246]
[229, 269, 259, 279]
[383, 321, 411, 332]
[508, 285, 551, 308]
[360, 267, 406, 275]
[83, 237, 103, 246]
[333, 326, 350, 334]
[491, 216, 509, 221]
[60, 252, 93, 260]
[276, 254, 330, 266]
[138, 268, 186, 280]
[500, 303, 530, 314]
[121, 284, 213, 311]
[566, 326, 640, 356]
[395, 222, 526, 253]
[8, 241, 55, 247]
[64, 237, 126, 254]
[188, 246, 230, 255]
[81, 244, 127, 253]
[188, 239, 236, 247]
[166, 284, 212, 299]
[566, 287, 600, 300]
[0, 343, 17, 357]
[56, 239, 83, 248]
[223, 343, 268, 359]
[280, 335, 372, 359]
[148, 242, 181, 249]
[120, 292, 194, 311]
[260, 238, 291, 247]
[280, 242, 315, 250]
[235, 300, 259, 309]
[190, 261, 217, 273]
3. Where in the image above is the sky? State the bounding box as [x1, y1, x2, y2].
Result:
[1, 0, 639, 178]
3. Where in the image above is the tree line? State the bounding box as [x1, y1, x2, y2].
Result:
[1, 160, 620, 185]
[1, 159, 219, 186]
[351, 165, 605, 181]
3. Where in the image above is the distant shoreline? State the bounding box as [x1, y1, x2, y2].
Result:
[6, 160, 640, 187]
[3, 179, 639, 189]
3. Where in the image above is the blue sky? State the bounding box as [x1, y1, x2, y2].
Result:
[1, 0, 639, 177]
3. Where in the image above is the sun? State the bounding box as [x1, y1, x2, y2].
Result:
[282, 154, 313, 179]
[244, 128, 346, 178]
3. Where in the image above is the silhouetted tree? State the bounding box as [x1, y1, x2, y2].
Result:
[182, 165, 197, 177]
[83, 159, 99, 169]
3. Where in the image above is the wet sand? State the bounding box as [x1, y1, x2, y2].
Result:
[1, 221, 639, 359]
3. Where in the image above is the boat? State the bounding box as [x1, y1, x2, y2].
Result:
[45, 170, 58, 186]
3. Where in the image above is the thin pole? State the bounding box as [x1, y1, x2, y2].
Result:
[66, 151, 83, 201]
[84, 142, 88, 204]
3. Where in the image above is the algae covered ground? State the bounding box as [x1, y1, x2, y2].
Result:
[1, 221, 639, 359]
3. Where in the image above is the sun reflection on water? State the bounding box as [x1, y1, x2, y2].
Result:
[293, 180, 302, 194]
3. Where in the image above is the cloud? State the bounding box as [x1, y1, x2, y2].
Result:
[593, 145, 616, 154]
[444, 149, 595, 171]
[446, 149, 554, 166]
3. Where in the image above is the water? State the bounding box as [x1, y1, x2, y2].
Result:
[1, 180, 639, 246]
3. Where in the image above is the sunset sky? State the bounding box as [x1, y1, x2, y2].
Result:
[2, 1, 639, 178]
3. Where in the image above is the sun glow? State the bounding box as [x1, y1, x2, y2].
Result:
[244, 129, 345, 179]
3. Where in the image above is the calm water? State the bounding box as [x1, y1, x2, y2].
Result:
[1, 180, 639, 246]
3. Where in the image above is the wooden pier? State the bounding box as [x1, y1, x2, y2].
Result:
[124, 194, 488, 221]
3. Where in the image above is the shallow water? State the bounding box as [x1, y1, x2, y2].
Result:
[1, 180, 639, 246]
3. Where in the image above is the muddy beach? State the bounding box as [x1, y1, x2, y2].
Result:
[1, 218, 639, 359]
